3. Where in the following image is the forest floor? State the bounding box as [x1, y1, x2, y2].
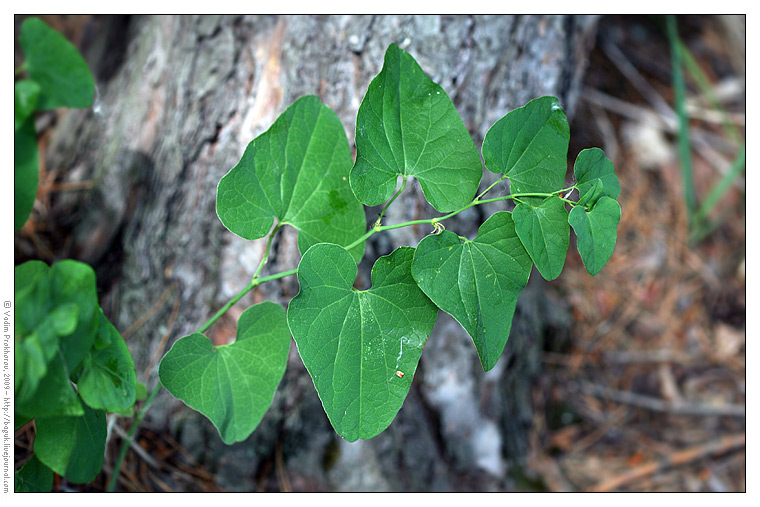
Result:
[14, 14, 745, 492]
[526, 14, 746, 492]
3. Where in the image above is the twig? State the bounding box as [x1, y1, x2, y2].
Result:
[602, 41, 675, 120]
[107, 382, 162, 492]
[583, 87, 674, 129]
[684, 104, 745, 127]
[101, 463, 142, 492]
[580, 383, 745, 417]
[583, 87, 743, 188]
[589, 433, 745, 492]
[111, 423, 161, 469]
[148, 470, 174, 492]
[569, 407, 630, 455]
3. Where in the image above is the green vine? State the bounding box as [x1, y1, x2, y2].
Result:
[14, 34, 622, 491]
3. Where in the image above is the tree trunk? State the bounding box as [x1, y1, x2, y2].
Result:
[40, 14, 598, 491]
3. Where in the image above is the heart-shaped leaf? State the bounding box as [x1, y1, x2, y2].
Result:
[569, 196, 622, 275]
[14, 260, 108, 419]
[217, 95, 366, 262]
[513, 196, 570, 281]
[412, 212, 533, 370]
[288, 243, 438, 441]
[15, 117, 39, 231]
[350, 43, 482, 213]
[34, 403, 106, 484]
[19, 17, 95, 110]
[15, 455, 54, 493]
[159, 302, 291, 444]
[14, 260, 100, 415]
[482, 96, 569, 202]
[573, 148, 620, 208]
[78, 309, 137, 413]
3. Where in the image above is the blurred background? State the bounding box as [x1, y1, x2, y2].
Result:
[14, 14, 745, 492]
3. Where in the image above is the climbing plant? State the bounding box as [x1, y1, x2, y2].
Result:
[13, 34, 621, 491]
[159, 43, 622, 444]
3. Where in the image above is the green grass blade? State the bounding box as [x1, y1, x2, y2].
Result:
[679, 41, 743, 145]
[694, 144, 745, 226]
[666, 15, 697, 228]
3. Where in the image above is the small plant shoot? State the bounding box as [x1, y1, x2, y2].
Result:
[14, 19, 136, 492]
[159, 43, 622, 445]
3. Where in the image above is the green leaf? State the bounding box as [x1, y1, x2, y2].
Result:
[14, 303, 78, 403]
[513, 196, 570, 281]
[15, 416, 31, 431]
[15, 262, 51, 337]
[573, 148, 620, 208]
[159, 302, 291, 444]
[15, 455, 54, 493]
[15, 79, 40, 131]
[15, 116, 39, 230]
[135, 381, 148, 401]
[288, 244, 438, 441]
[482, 96, 569, 202]
[412, 212, 533, 370]
[78, 309, 137, 412]
[217, 95, 366, 262]
[14, 260, 48, 297]
[15, 353, 84, 418]
[49, 260, 100, 371]
[34, 404, 106, 484]
[14, 266, 59, 403]
[576, 179, 604, 209]
[19, 17, 95, 110]
[14, 334, 49, 403]
[14, 260, 100, 417]
[569, 197, 622, 276]
[350, 43, 482, 213]
[49, 303, 80, 336]
[14, 260, 99, 374]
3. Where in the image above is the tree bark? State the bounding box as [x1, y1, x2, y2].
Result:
[40, 14, 598, 491]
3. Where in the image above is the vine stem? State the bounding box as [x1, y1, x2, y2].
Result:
[108, 225, 292, 491]
[106, 381, 160, 492]
[107, 184, 575, 489]
[374, 177, 407, 227]
[344, 186, 576, 251]
[475, 174, 508, 201]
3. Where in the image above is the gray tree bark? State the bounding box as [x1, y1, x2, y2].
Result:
[41, 14, 598, 491]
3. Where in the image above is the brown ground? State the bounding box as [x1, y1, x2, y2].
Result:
[529, 14, 746, 492]
[14, 14, 745, 492]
